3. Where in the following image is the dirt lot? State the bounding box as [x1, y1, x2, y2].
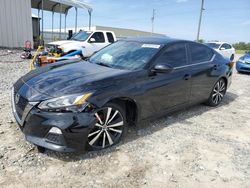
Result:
[0, 49, 249, 188]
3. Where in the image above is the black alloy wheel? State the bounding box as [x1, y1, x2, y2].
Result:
[207, 78, 227, 106]
[87, 103, 126, 150]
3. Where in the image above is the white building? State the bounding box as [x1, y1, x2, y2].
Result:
[0, 0, 92, 48]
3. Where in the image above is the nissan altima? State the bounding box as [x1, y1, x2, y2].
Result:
[12, 37, 233, 153]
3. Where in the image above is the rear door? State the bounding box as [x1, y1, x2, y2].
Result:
[188, 42, 217, 103]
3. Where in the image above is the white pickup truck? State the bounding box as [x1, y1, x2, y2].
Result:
[48, 30, 117, 58]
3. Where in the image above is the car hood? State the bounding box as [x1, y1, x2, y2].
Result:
[19, 60, 130, 101]
[243, 54, 250, 62]
[48, 40, 83, 46]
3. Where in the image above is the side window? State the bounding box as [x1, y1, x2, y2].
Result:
[221, 43, 231, 49]
[189, 43, 214, 63]
[91, 32, 105, 43]
[155, 43, 187, 67]
[107, 32, 114, 43]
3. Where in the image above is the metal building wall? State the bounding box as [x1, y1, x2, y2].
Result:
[0, 0, 33, 48]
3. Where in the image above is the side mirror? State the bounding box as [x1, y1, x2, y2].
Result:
[220, 47, 225, 50]
[153, 64, 173, 73]
[89, 38, 96, 43]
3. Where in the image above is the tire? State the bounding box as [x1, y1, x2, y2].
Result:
[230, 54, 234, 61]
[36, 145, 46, 153]
[206, 78, 227, 107]
[87, 102, 127, 150]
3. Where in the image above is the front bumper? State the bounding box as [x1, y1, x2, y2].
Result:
[11, 89, 96, 152]
[236, 61, 250, 73]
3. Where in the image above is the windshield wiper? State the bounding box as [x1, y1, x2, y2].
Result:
[96, 62, 112, 68]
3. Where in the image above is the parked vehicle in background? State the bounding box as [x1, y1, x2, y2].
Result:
[12, 37, 233, 153]
[47, 30, 117, 58]
[236, 51, 250, 73]
[205, 42, 235, 61]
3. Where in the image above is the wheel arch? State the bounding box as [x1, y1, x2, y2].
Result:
[103, 97, 139, 126]
[219, 76, 228, 89]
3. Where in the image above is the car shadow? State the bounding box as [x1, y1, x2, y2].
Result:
[237, 71, 250, 75]
[43, 91, 238, 161]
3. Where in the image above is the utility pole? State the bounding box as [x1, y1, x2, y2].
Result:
[197, 0, 205, 42]
[151, 9, 155, 34]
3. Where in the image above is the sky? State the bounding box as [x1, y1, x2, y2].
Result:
[33, 0, 250, 43]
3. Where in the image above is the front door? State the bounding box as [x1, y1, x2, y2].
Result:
[85, 32, 107, 57]
[139, 43, 191, 119]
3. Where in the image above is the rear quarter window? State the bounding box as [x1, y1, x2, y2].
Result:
[189, 43, 214, 63]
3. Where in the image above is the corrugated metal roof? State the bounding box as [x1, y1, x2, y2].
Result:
[31, 0, 92, 13]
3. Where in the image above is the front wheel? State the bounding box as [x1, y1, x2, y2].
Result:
[206, 78, 227, 107]
[36, 145, 46, 153]
[87, 103, 127, 150]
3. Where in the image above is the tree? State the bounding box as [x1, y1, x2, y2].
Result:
[233, 42, 250, 50]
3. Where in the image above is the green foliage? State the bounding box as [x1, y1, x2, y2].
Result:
[195, 39, 204, 43]
[233, 42, 250, 50]
[236, 50, 247, 54]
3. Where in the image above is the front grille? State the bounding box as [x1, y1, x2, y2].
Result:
[15, 95, 28, 117]
[14, 93, 28, 121]
[12, 88, 28, 124]
[241, 67, 250, 71]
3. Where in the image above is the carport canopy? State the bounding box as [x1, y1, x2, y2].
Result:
[31, 0, 92, 14]
[31, 0, 93, 41]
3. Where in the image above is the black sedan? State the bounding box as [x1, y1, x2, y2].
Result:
[12, 37, 233, 152]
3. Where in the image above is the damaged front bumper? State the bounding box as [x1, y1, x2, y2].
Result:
[11, 89, 96, 152]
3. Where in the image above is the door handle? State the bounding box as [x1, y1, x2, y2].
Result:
[183, 74, 191, 80]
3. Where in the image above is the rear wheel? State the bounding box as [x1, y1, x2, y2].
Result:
[206, 78, 227, 107]
[87, 103, 127, 150]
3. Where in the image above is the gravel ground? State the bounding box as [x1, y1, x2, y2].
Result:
[0, 49, 249, 188]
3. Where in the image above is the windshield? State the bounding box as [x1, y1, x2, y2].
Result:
[89, 41, 162, 70]
[205, 43, 221, 49]
[71, 31, 91, 41]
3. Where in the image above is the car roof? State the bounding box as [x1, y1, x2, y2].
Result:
[206, 41, 230, 45]
[81, 30, 115, 33]
[122, 36, 186, 45]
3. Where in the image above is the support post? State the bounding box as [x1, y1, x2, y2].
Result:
[59, 2, 62, 40]
[88, 10, 92, 30]
[75, 7, 78, 33]
[65, 13, 67, 33]
[52, 11, 54, 41]
[38, 9, 40, 39]
[151, 9, 155, 34]
[197, 0, 205, 42]
[41, 0, 44, 45]
[51, 3, 59, 41]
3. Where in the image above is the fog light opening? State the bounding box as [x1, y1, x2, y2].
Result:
[49, 127, 62, 134]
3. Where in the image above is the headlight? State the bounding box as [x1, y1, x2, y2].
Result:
[238, 59, 245, 63]
[58, 46, 64, 50]
[38, 93, 92, 112]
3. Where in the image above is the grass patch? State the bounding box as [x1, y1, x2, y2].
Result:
[236, 50, 249, 54]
